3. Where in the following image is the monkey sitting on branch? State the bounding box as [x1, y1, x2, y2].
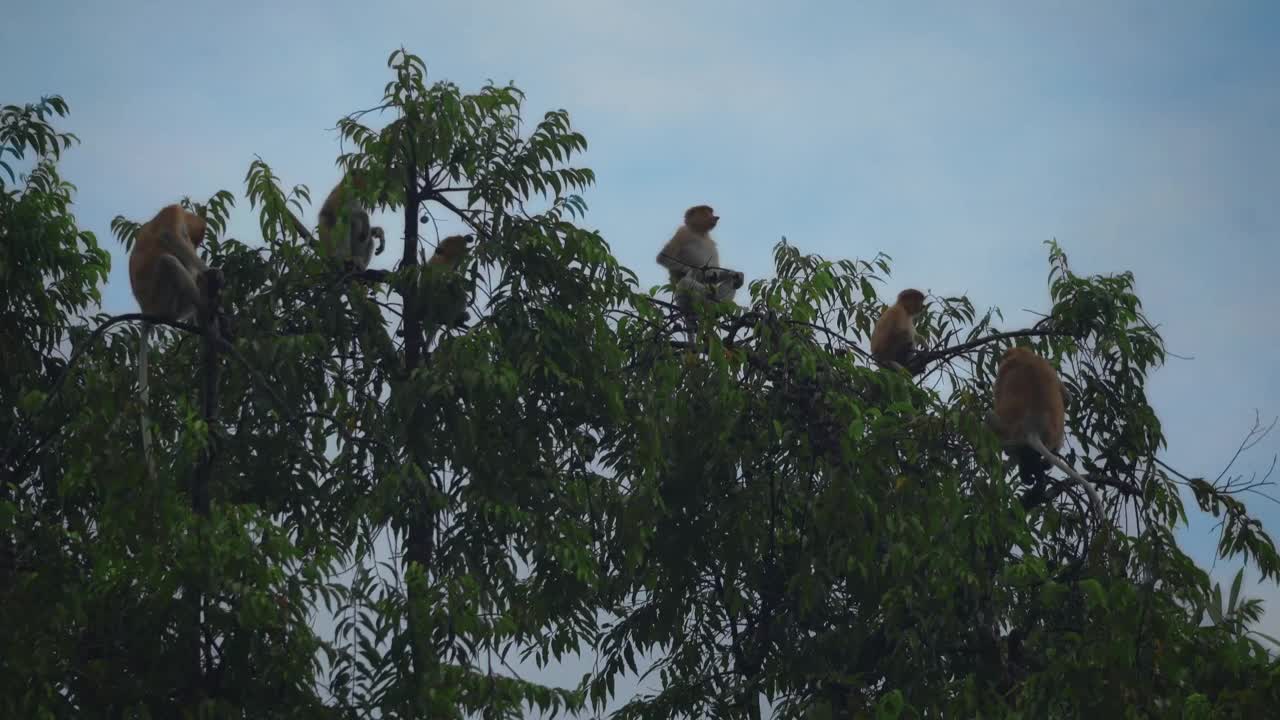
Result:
[128, 203, 227, 477]
[317, 171, 386, 272]
[656, 204, 745, 341]
[396, 234, 473, 345]
[870, 288, 926, 374]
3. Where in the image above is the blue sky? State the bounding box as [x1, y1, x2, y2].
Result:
[5, 0, 1280, 708]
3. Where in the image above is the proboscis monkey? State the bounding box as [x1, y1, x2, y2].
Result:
[429, 234, 470, 269]
[870, 288, 926, 371]
[128, 203, 219, 477]
[656, 205, 745, 339]
[318, 172, 385, 271]
[989, 346, 1103, 520]
[657, 205, 720, 286]
[427, 234, 472, 328]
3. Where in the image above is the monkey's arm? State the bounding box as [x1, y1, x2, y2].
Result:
[885, 328, 917, 364]
[710, 278, 739, 303]
[908, 323, 922, 349]
[657, 234, 708, 277]
[163, 229, 210, 275]
[656, 240, 688, 274]
[318, 202, 337, 227]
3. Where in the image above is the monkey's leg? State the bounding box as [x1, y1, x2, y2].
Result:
[1013, 445, 1053, 509]
[161, 224, 210, 277]
[349, 210, 372, 271]
[672, 294, 697, 346]
[675, 272, 707, 297]
[154, 254, 205, 322]
[674, 273, 711, 346]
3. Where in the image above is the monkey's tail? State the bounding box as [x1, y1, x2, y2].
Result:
[138, 323, 157, 482]
[1027, 433, 1103, 521]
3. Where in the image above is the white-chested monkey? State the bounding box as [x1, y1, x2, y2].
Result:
[128, 203, 220, 478]
[870, 288, 926, 371]
[656, 205, 744, 338]
[988, 346, 1103, 520]
[318, 171, 385, 271]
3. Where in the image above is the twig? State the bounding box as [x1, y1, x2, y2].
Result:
[285, 208, 316, 246]
[915, 328, 1076, 368]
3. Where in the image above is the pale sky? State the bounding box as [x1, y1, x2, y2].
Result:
[4, 0, 1279, 712]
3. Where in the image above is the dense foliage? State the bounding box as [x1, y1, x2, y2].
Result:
[2, 52, 1279, 719]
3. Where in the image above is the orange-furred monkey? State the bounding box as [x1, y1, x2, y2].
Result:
[989, 346, 1103, 519]
[656, 205, 744, 345]
[128, 204, 217, 477]
[318, 172, 384, 271]
[426, 234, 472, 328]
[870, 288, 926, 370]
[656, 205, 743, 306]
[429, 234, 469, 269]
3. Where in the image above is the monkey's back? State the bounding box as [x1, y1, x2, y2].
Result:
[994, 349, 1065, 451]
[128, 205, 181, 312]
[128, 204, 205, 318]
[869, 306, 911, 362]
[316, 182, 348, 244]
[662, 228, 719, 285]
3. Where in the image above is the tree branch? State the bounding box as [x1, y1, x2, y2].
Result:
[914, 328, 1076, 369]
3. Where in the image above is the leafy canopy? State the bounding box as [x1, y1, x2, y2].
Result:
[2, 51, 1278, 719]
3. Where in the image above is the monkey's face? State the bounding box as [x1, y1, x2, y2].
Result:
[433, 235, 471, 266]
[185, 212, 208, 247]
[898, 289, 926, 315]
[685, 205, 719, 233]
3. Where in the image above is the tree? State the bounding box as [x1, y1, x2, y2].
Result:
[2, 52, 1278, 719]
[596, 243, 1280, 718]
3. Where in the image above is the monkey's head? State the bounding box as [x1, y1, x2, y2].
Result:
[684, 205, 719, 234]
[432, 234, 471, 267]
[346, 168, 369, 190]
[184, 210, 208, 248]
[1000, 346, 1036, 365]
[896, 288, 926, 315]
